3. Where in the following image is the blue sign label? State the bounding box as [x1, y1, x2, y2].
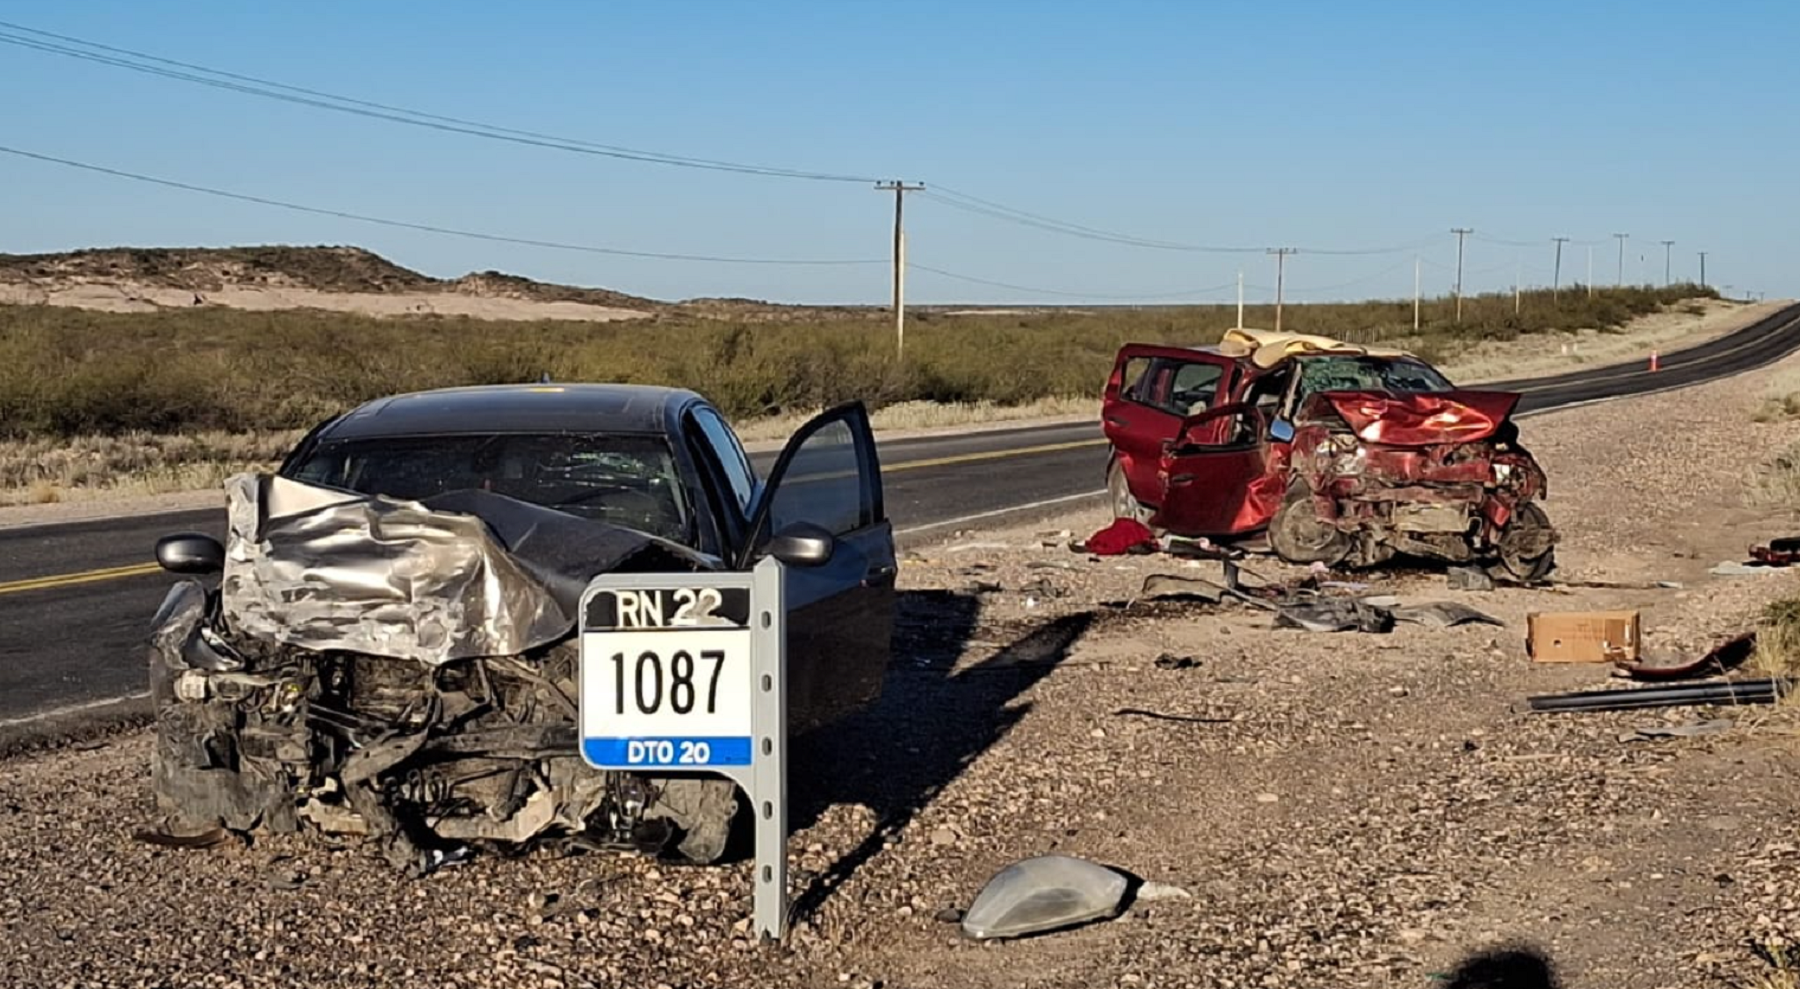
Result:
[582, 736, 752, 768]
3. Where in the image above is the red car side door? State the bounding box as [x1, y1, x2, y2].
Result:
[1151, 403, 1281, 537]
[1102, 347, 1235, 508]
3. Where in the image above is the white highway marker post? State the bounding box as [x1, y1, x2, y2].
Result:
[577, 556, 790, 941]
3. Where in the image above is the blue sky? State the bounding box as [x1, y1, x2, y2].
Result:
[0, 0, 1792, 304]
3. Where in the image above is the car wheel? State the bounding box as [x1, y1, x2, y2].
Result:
[1496, 501, 1557, 582]
[1107, 458, 1152, 525]
[648, 777, 739, 865]
[1268, 478, 1351, 566]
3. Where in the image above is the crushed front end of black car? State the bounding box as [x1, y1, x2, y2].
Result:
[147, 474, 743, 874]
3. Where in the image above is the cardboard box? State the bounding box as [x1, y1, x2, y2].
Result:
[1526, 610, 1640, 663]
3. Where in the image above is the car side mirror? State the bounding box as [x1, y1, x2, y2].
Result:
[1268, 418, 1296, 444]
[763, 522, 835, 568]
[156, 533, 225, 575]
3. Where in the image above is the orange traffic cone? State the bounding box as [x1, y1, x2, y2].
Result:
[1649, 350, 1660, 371]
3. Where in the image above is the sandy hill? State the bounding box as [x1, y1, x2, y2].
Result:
[0, 245, 849, 322]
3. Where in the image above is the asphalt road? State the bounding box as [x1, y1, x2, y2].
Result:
[4, 301, 1799, 724]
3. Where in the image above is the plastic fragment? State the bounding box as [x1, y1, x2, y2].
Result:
[960, 855, 1130, 940]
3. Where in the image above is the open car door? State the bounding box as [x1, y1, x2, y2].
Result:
[1151, 403, 1283, 537]
[738, 401, 895, 735]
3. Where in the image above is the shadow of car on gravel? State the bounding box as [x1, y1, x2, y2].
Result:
[772, 589, 1097, 918]
[1439, 945, 1562, 989]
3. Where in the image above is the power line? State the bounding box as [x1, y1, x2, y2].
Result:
[924, 187, 1440, 257]
[1471, 233, 1540, 248]
[0, 144, 887, 265]
[0, 22, 878, 183]
[920, 190, 1261, 253]
[1283, 259, 1414, 298]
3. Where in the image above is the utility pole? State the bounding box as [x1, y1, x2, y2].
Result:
[1613, 232, 1629, 287]
[1267, 248, 1296, 333]
[1586, 246, 1594, 298]
[1236, 268, 1244, 329]
[1413, 256, 1421, 331]
[1551, 236, 1569, 300]
[1660, 240, 1674, 285]
[1451, 228, 1472, 323]
[1698, 251, 1708, 288]
[874, 180, 925, 358]
[1514, 263, 1522, 315]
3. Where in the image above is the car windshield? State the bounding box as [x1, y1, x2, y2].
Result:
[285, 432, 692, 543]
[1295, 355, 1455, 396]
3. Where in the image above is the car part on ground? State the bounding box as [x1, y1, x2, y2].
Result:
[1612, 632, 1756, 681]
[1749, 537, 1800, 567]
[1524, 677, 1790, 714]
[960, 855, 1131, 941]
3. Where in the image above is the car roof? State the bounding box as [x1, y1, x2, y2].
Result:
[317, 383, 705, 441]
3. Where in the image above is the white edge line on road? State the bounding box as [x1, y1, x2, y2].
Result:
[895, 489, 1107, 539]
[0, 690, 150, 729]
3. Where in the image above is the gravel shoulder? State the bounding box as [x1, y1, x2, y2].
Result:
[7, 348, 1800, 988]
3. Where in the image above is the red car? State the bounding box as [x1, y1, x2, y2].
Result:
[1101, 329, 1557, 580]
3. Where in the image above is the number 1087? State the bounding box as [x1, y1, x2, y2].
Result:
[612, 649, 726, 715]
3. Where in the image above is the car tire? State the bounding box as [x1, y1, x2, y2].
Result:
[1107, 458, 1153, 525]
[1268, 478, 1351, 566]
[1496, 501, 1557, 583]
[649, 777, 740, 865]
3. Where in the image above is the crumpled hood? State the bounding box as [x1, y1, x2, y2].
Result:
[1305, 389, 1521, 446]
[221, 473, 721, 666]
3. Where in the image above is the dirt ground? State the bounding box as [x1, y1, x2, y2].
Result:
[0, 279, 654, 322]
[6, 344, 1800, 988]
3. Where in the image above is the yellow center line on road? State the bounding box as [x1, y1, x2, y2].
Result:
[0, 438, 1114, 596]
[0, 560, 164, 596]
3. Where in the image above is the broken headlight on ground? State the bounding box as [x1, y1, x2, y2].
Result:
[147, 474, 741, 875]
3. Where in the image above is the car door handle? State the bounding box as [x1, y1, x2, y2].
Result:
[863, 564, 898, 586]
[1169, 474, 1197, 486]
[1105, 416, 1130, 427]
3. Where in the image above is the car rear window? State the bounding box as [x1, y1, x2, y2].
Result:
[286, 432, 692, 542]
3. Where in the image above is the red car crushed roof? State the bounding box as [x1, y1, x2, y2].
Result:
[1102, 328, 1557, 580]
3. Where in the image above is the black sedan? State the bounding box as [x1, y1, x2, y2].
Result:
[148, 383, 896, 869]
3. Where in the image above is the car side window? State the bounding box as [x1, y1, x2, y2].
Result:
[1165, 361, 1224, 416]
[767, 418, 867, 537]
[1119, 357, 1152, 401]
[1127, 359, 1223, 417]
[689, 407, 757, 511]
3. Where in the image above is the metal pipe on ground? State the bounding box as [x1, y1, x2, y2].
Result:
[1524, 678, 1791, 714]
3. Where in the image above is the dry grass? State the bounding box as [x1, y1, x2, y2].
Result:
[1753, 597, 1800, 680]
[1744, 938, 1800, 989]
[735, 395, 1096, 442]
[1754, 367, 1800, 423]
[0, 284, 1725, 505]
[0, 429, 301, 506]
